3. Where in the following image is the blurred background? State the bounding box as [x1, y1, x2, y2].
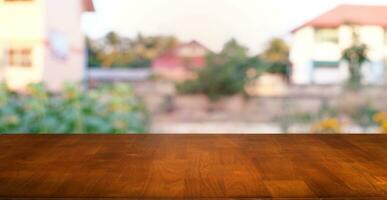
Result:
[0, 0, 387, 133]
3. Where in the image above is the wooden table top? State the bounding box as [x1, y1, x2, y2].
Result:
[0, 134, 386, 200]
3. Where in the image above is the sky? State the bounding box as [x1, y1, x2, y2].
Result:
[83, 0, 387, 54]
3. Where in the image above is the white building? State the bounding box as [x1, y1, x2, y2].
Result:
[0, 0, 94, 91]
[291, 4, 387, 85]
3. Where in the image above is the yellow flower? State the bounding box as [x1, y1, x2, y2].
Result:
[380, 121, 387, 134]
[311, 118, 341, 134]
[372, 112, 387, 134]
[373, 112, 387, 124]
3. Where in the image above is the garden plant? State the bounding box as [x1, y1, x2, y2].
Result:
[0, 83, 148, 133]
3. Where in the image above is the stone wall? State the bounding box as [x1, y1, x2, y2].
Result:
[133, 81, 387, 123]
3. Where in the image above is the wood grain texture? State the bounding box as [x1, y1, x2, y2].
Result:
[0, 134, 386, 200]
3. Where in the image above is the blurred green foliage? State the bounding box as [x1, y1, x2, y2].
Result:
[176, 38, 290, 100]
[176, 39, 263, 100]
[87, 32, 179, 68]
[261, 38, 290, 79]
[0, 83, 148, 134]
[342, 44, 368, 90]
[341, 26, 369, 90]
[349, 104, 378, 131]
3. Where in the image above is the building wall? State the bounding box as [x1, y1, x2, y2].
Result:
[360, 26, 385, 84]
[0, 0, 46, 90]
[290, 27, 315, 84]
[291, 25, 386, 85]
[0, 0, 87, 91]
[43, 0, 85, 91]
[0, 0, 45, 39]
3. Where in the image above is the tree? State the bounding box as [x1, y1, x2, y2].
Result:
[176, 39, 260, 100]
[220, 38, 249, 61]
[260, 38, 290, 79]
[86, 32, 180, 68]
[86, 37, 102, 67]
[342, 27, 368, 90]
[130, 34, 179, 63]
[342, 44, 368, 90]
[105, 31, 121, 47]
[99, 31, 123, 67]
[262, 38, 289, 63]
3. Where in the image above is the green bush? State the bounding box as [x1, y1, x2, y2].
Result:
[266, 61, 289, 78]
[0, 83, 148, 134]
[261, 38, 290, 78]
[176, 38, 290, 100]
[176, 79, 201, 95]
[349, 104, 378, 131]
[176, 38, 268, 100]
[176, 54, 256, 100]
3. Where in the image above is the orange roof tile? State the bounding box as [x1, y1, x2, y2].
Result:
[292, 4, 387, 32]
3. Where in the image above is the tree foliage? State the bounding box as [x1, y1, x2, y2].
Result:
[176, 39, 264, 100]
[87, 32, 179, 68]
[341, 26, 369, 90]
[260, 38, 290, 78]
[262, 38, 289, 63]
[342, 44, 368, 89]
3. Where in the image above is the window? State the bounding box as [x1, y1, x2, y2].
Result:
[313, 61, 339, 68]
[315, 28, 339, 44]
[6, 48, 33, 67]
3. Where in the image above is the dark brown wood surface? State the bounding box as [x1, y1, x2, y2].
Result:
[0, 134, 386, 200]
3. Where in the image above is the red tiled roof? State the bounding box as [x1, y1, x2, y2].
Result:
[153, 54, 206, 70]
[292, 4, 387, 32]
[83, 0, 95, 12]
